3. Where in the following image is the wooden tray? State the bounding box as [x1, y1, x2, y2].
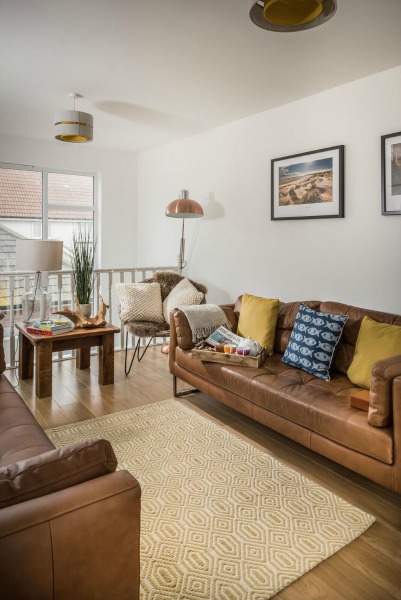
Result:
[192, 343, 266, 368]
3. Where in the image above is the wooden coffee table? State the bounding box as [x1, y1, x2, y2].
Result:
[16, 322, 120, 399]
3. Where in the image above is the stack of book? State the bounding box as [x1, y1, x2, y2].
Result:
[26, 320, 73, 336]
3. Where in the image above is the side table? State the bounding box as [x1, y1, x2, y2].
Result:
[16, 323, 120, 399]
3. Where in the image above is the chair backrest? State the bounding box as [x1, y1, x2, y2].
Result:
[142, 271, 208, 301]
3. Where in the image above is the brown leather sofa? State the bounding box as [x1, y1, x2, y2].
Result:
[0, 323, 141, 600]
[169, 297, 401, 494]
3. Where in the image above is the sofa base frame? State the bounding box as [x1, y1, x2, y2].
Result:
[173, 374, 199, 398]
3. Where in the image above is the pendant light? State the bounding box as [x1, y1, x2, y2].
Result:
[249, 0, 337, 32]
[55, 93, 93, 143]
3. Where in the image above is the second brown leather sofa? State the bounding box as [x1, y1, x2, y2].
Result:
[0, 322, 141, 600]
[169, 297, 401, 494]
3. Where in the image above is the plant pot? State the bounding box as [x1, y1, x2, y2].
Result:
[79, 303, 92, 318]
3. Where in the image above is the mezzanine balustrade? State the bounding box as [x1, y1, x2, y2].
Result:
[1, 266, 177, 367]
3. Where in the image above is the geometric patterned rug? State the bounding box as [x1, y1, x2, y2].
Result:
[47, 399, 375, 599]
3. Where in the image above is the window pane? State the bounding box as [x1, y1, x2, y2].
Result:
[0, 168, 43, 272]
[48, 172, 94, 207]
[48, 210, 94, 270]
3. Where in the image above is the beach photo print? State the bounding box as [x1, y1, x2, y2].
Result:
[271, 145, 344, 220]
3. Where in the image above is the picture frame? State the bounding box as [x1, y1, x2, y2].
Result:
[271, 145, 344, 221]
[381, 131, 401, 216]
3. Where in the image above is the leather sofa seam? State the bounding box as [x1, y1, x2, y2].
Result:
[0, 442, 53, 463]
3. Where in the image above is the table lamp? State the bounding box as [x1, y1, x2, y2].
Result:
[165, 190, 203, 273]
[16, 239, 64, 323]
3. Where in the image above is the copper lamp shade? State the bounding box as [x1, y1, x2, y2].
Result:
[165, 190, 204, 219]
[165, 190, 204, 273]
[249, 0, 337, 32]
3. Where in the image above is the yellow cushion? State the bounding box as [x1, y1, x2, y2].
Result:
[237, 294, 279, 355]
[347, 316, 401, 389]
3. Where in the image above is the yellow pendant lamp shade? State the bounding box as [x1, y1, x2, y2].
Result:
[264, 0, 322, 26]
[249, 0, 336, 32]
[55, 94, 93, 143]
[55, 111, 93, 143]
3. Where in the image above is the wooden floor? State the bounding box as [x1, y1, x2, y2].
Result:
[6, 345, 401, 600]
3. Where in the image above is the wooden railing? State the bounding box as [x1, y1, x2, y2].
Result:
[1, 266, 178, 368]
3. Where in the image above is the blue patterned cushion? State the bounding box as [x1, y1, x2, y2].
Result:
[282, 304, 348, 381]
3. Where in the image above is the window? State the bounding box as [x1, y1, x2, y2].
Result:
[0, 164, 98, 320]
[0, 164, 98, 273]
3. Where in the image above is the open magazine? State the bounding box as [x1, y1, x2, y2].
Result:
[205, 326, 245, 348]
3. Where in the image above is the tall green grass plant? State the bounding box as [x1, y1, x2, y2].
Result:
[72, 226, 96, 305]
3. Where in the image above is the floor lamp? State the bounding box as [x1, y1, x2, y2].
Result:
[16, 239, 64, 323]
[165, 190, 204, 273]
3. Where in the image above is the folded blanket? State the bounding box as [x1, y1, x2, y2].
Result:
[179, 304, 230, 343]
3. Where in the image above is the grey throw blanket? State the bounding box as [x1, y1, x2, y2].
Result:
[180, 304, 230, 342]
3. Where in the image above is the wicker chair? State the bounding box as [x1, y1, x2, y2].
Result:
[123, 271, 207, 375]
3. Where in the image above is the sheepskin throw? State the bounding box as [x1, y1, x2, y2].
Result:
[143, 271, 207, 301]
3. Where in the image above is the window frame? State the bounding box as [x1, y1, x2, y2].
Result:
[0, 162, 99, 265]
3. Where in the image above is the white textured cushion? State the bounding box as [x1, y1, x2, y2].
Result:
[163, 278, 204, 323]
[116, 282, 164, 323]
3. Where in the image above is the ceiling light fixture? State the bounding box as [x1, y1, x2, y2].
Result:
[249, 0, 337, 32]
[55, 93, 93, 143]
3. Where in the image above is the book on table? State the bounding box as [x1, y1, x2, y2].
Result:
[27, 320, 73, 336]
[32, 320, 73, 331]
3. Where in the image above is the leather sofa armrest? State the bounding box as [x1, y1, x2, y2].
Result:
[0, 470, 141, 600]
[0, 438, 117, 508]
[392, 375, 401, 494]
[369, 354, 401, 427]
[169, 304, 237, 374]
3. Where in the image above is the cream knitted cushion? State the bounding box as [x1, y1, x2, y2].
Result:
[163, 277, 204, 323]
[116, 282, 164, 323]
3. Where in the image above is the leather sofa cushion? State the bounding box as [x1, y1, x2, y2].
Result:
[176, 347, 272, 399]
[0, 438, 118, 508]
[318, 302, 401, 376]
[250, 367, 393, 464]
[179, 347, 393, 465]
[274, 301, 321, 354]
[0, 375, 54, 467]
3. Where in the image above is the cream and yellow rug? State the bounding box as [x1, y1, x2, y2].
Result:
[47, 399, 375, 599]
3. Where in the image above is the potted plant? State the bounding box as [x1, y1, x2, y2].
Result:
[71, 225, 96, 317]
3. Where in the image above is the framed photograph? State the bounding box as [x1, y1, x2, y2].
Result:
[271, 145, 344, 221]
[381, 131, 401, 215]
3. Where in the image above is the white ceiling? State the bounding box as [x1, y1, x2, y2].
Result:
[1, 0, 401, 153]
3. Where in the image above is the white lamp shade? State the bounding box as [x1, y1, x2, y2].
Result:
[16, 240, 63, 271]
[55, 110, 93, 143]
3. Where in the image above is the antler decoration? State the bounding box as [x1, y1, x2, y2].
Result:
[53, 294, 109, 329]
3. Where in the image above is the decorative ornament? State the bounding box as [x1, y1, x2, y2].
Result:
[54, 294, 108, 328]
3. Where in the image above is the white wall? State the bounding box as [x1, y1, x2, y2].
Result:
[137, 66, 401, 314]
[0, 135, 138, 269]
